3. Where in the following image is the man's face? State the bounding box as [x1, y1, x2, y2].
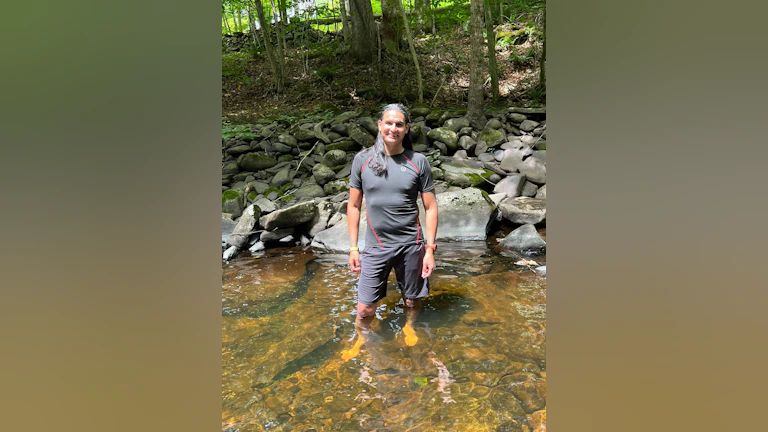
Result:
[378, 110, 409, 146]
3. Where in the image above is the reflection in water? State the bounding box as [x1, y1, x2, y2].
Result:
[222, 242, 546, 431]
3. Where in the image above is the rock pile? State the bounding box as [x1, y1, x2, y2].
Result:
[222, 105, 547, 260]
[222, 23, 342, 53]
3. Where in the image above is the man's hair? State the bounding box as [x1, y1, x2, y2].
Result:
[363, 103, 413, 176]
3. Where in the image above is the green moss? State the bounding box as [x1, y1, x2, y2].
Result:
[263, 186, 279, 196]
[463, 173, 485, 186]
[463, 169, 494, 187]
[479, 189, 495, 207]
[276, 194, 294, 203]
[248, 191, 257, 201]
[222, 190, 241, 205]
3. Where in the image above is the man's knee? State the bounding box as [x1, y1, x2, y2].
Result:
[357, 302, 377, 319]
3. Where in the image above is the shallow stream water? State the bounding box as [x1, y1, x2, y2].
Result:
[222, 240, 546, 431]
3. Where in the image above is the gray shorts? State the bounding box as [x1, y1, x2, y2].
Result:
[357, 243, 429, 305]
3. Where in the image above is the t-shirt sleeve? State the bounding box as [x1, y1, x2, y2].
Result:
[417, 155, 435, 193]
[349, 152, 364, 190]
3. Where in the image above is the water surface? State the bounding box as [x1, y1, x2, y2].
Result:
[222, 241, 546, 431]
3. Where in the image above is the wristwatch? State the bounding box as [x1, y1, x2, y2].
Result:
[424, 244, 437, 251]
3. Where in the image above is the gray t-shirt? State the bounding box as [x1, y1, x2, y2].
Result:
[350, 149, 435, 247]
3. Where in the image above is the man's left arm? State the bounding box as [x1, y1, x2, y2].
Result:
[421, 191, 438, 278]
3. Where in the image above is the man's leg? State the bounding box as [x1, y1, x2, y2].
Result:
[395, 244, 429, 346]
[402, 297, 421, 346]
[341, 301, 378, 361]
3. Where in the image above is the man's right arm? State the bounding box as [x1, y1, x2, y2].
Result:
[347, 187, 363, 272]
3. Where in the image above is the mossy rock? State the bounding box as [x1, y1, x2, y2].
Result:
[425, 110, 443, 125]
[239, 153, 278, 171]
[325, 140, 360, 152]
[426, 127, 459, 151]
[323, 179, 348, 195]
[410, 106, 431, 117]
[222, 189, 244, 218]
[477, 127, 506, 147]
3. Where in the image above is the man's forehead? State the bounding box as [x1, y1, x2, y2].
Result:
[380, 111, 406, 122]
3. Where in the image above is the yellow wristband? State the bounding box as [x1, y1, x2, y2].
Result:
[350, 246, 359, 251]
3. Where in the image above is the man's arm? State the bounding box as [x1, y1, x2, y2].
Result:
[347, 187, 363, 272]
[421, 191, 438, 278]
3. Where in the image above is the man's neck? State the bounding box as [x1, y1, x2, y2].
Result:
[384, 143, 404, 156]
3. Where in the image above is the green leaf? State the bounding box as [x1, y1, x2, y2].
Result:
[414, 377, 428, 387]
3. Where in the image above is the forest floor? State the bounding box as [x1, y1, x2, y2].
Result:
[222, 23, 545, 124]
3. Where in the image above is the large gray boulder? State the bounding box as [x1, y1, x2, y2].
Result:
[238, 153, 278, 171]
[441, 162, 493, 188]
[278, 133, 297, 147]
[418, 188, 497, 240]
[293, 184, 326, 200]
[261, 227, 294, 242]
[222, 161, 240, 176]
[519, 120, 540, 132]
[254, 197, 276, 214]
[311, 201, 368, 252]
[293, 129, 315, 142]
[322, 149, 347, 168]
[521, 181, 539, 197]
[508, 113, 527, 123]
[499, 145, 534, 172]
[357, 117, 378, 135]
[259, 200, 317, 231]
[493, 174, 526, 198]
[222, 189, 244, 218]
[477, 127, 506, 147]
[427, 127, 459, 151]
[443, 117, 470, 132]
[222, 214, 237, 246]
[458, 135, 477, 153]
[307, 200, 335, 237]
[226, 204, 261, 249]
[499, 224, 546, 252]
[498, 197, 546, 225]
[347, 123, 375, 148]
[323, 179, 348, 195]
[312, 163, 336, 186]
[517, 157, 546, 184]
[270, 169, 294, 187]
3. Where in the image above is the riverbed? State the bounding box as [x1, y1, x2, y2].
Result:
[222, 240, 546, 431]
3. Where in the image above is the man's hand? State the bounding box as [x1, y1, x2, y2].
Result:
[421, 250, 435, 278]
[349, 250, 361, 273]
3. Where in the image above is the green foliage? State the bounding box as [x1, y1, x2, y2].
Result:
[222, 123, 256, 140]
[222, 52, 249, 76]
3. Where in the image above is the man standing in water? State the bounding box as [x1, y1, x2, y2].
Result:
[343, 103, 438, 359]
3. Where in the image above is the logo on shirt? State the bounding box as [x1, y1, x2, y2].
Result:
[401, 166, 407, 172]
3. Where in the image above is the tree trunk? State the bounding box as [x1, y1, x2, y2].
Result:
[338, 0, 351, 42]
[413, 0, 422, 30]
[278, 0, 288, 24]
[234, 8, 242, 32]
[397, 0, 422, 102]
[484, 0, 499, 103]
[253, 0, 284, 91]
[348, 0, 377, 63]
[269, 0, 287, 62]
[466, 0, 486, 127]
[381, 0, 405, 50]
[539, 6, 546, 91]
[246, 4, 262, 48]
[222, 12, 231, 34]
